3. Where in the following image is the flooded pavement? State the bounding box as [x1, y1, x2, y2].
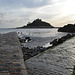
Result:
[25, 37, 75, 75]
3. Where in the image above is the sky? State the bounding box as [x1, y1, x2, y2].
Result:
[0, 0, 75, 28]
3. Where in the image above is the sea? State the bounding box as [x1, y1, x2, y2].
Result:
[0, 28, 68, 48]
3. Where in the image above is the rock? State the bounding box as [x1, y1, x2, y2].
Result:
[61, 34, 71, 40]
[50, 39, 58, 46]
[57, 34, 72, 44]
[58, 24, 75, 33]
[16, 18, 54, 28]
[18, 37, 26, 43]
[25, 37, 31, 42]
[19, 37, 32, 43]
[22, 46, 46, 61]
[57, 38, 63, 44]
[72, 65, 75, 75]
[72, 34, 75, 37]
[50, 34, 74, 46]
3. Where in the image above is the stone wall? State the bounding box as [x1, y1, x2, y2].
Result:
[0, 32, 27, 75]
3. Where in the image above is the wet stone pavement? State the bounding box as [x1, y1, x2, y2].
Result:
[0, 32, 27, 75]
[25, 37, 75, 75]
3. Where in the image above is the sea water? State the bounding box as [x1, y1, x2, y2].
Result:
[0, 28, 67, 48]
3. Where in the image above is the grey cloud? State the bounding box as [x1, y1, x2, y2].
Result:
[0, 12, 29, 26]
[0, 0, 51, 8]
[0, 13, 5, 19]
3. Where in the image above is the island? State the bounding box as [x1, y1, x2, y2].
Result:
[17, 18, 54, 28]
[58, 24, 75, 33]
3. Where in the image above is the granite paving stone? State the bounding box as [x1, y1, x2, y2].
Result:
[25, 37, 75, 75]
[0, 32, 27, 75]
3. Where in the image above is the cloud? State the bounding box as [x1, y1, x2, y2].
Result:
[0, 0, 50, 9]
[0, 11, 29, 28]
[0, 0, 75, 28]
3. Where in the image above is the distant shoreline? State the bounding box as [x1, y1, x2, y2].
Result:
[16, 27, 59, 29]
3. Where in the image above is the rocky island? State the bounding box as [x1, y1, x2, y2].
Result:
[58, 24, 75, 33]
[17, 19, 54, 28]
